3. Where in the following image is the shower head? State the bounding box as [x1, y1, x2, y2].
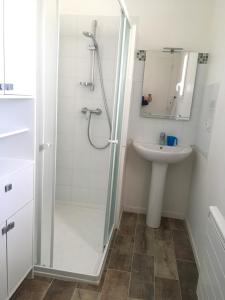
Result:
[82, 31, 98, 48]
[83, 31, 94, 38]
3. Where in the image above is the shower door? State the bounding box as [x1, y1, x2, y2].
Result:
[38, 0, 59, 268]
[104, 14, 131, 246]
[53, 12, 123, 274]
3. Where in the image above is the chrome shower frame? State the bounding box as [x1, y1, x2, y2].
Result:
[35, 0, 134, 285]
[90, 20, 97, 91]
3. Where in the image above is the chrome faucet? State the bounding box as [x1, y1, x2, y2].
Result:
[159, 132, 166, 145]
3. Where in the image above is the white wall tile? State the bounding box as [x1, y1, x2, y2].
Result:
[56, 167, 73, 186]
[60, 15, 78, 37]
[56, 15, 119, 207]
[71, 187, 89, 203]
[58, 76, 76, 97]
[59, 37, 77, 58]
[57, 133, 74, 151]
[55, 185, 72, 202]
[57, 149, 74, 169]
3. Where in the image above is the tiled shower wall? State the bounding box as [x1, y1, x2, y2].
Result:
[56, 15, 119, 208]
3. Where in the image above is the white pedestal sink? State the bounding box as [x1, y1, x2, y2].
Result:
[133, 141, 192, 228]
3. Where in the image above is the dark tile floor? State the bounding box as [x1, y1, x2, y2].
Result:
[11, 212, 198, 300]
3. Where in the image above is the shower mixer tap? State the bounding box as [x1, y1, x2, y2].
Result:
[81, 107, 102, 115]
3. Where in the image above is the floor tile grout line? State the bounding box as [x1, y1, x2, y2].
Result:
[172, 228, 196, 264]
[103, 212, 134, 299]
[101, 218, 131, 295]
[101, 242, 114, 294]
[171, 229, 183, 300]
[171, 226, 179, 280]
[107, 240, 114, 269]
[127, 214, 137, 299]
[70, 284, 78, 300]
[110, 229, 117, 249]
[153, 222, 156, 300]
[10, 279, 26, 299]
[176, 258, 196, 264]
[104, 268, 131, 274]
[41, 278, 54, 300]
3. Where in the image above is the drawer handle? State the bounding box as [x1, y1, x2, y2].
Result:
[2, 226, 7, 236]
[7, 222, 15, 232]
[5, 184, 12, 193]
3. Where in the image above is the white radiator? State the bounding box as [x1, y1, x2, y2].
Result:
[197, 206, 225, 300]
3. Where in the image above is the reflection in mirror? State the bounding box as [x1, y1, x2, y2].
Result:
[140, 50, 198, 120]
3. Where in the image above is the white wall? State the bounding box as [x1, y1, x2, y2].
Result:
[60, 0, 120, 15]
[126, 0, 212, 51]
[56, 15, 120, 208]
[122, 0, 211, 217]
[186, 1, 225, 297]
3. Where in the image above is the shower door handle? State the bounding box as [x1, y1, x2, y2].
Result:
[108, 139, 118, 144]
[39, 143, 52, 152]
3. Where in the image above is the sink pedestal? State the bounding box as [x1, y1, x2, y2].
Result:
[147, 162, 168, 228]
[132, 141, 192, 229]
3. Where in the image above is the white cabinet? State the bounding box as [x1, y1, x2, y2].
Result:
[0, 0, 35, 96]
[0, 222, 7, 300]
[7, 202, 33, 296]
[0, 2, 36, 296]
[0, 163, 34, 299]
[0, 163, 34, 225]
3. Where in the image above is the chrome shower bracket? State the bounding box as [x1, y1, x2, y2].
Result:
[80, 82, 94, 88]
[80, 20, 97, 91]
[88, 45, 96, 51]
[89, 42, 95, 91]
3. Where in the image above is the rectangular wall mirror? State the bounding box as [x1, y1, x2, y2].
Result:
[140, 50, 198, 120]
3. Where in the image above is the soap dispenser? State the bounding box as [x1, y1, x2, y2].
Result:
[159, 132, 166, 145]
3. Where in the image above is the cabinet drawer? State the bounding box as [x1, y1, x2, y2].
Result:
[7, 201, 33, 297]
[0, 165, 34, 224]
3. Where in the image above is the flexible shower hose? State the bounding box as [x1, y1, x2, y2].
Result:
[87, 46, 112, 150]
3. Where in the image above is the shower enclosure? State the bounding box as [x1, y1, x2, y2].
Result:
[35, 0, 134, 281]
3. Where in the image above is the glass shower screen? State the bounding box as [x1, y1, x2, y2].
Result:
[37, 0, 132, 279]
